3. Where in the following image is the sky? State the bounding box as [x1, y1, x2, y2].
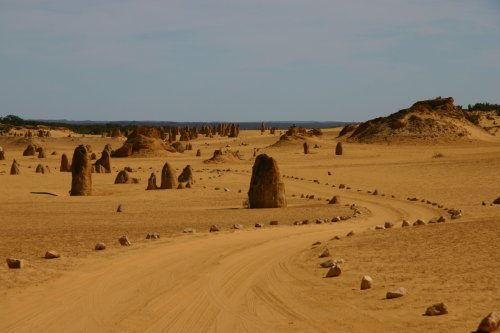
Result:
[1, 0, 499, 122]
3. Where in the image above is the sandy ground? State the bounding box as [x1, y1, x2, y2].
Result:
[0, 129, 499, 332]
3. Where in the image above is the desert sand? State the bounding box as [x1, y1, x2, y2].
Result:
[0, 124, 499, 332]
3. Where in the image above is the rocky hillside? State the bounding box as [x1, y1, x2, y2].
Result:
[347, 97, 490, 143]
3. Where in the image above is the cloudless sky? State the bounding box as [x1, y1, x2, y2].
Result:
[1, 0, 499, 122]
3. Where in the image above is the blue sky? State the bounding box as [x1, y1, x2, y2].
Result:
[1, 0, 499, 122]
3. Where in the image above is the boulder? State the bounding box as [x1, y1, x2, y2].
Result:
[319, 248, 330, 258]
[425, 303, 448, 316]
[6, 258, 24, 269]
[119, 236, 131, 246]
[95, 242, 106, 251]
[413, 219, 426, 226]
[325, 265, 342, 278]
[45, 250, 60, 259]
[476, 311, 500, 333]
[329, 196, 340, 204]
[386, 287, 407, 299]
[360, 276, 373, 290]
[319, 259, 336, 268]
[146, 232, 160, 239]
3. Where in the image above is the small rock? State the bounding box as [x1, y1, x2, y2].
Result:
[375, 225, 384, 230]
[254, 223, 264, 228]
[146, 232, 160, 239]
[95, 243, 106, 251]
[232, 223, 243, 230]
[312, 241, 321, 246]
[45, 250, 60, 259]
[119, 236, 131, 246]
[270, 220, 279, 226]
[413, 219, 426, 226]
[386, 287, 407, 299]
[384, 221, 394, 229]
[183, 227, 196, 233]
[319, 259, 335, 268]
[224, 187, 230, 192]
[360, 275, 373, 290]
[402, 220, 411, 227]
[332, 216, 341, 222]
[117, 204, 122, 213]
[6, 258, 24, 269]
[437, 216, 446, 223]
[210, 225, 220, 232]
[325, 265, 342, 278]
[346, 231, 355, 237]
[425, 303, 448, 316]
[331, 236, 341, 240]
[319, 248, 330, 258]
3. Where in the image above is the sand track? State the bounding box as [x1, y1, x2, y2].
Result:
[0, 192, 441, 333]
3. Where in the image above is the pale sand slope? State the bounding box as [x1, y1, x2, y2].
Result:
[0, 129, 499, 332]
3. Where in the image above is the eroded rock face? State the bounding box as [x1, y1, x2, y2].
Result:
[248, 154, 287, 208]
[70, 145, 92, 196]
[160, 162, 178, 189]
